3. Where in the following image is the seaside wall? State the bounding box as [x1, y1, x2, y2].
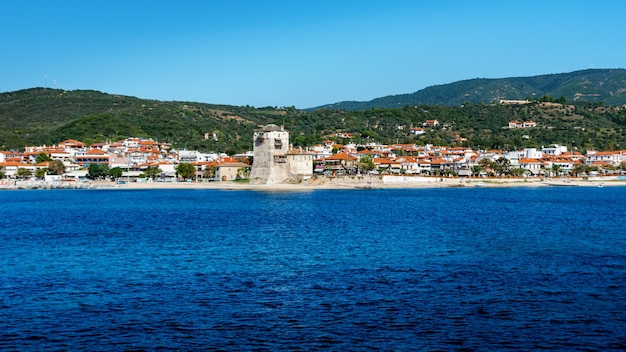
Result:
[315, 175, 446, 186]
[382, 175, 443, 184]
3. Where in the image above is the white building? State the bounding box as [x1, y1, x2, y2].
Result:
[585, 151, 623, 167]
[523, 148, 544, 159]
[542, 144, 567, 156]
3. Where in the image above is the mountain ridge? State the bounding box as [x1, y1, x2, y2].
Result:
[310, 68, 626, 111]
[2, 69, 626, 153]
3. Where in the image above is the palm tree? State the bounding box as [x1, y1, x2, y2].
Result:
[471, 164, 484, 177]
[510, 167, 525, 177]
[478, 158, 495, 176]
[572, 164, 587, 177]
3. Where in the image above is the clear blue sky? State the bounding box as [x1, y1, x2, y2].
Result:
[2, 0, 625, 109]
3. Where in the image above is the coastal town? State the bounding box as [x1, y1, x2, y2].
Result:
[1, 123, 625, 189]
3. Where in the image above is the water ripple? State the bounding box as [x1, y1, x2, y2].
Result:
[1, 188, 625, 350]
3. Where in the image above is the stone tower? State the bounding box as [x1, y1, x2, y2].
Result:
[249, 124, 290, 183]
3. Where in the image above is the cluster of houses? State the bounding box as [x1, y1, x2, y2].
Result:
[1, 127, 625, 183]
[0, 138, 247, 182]
[312, 142, 625, 177]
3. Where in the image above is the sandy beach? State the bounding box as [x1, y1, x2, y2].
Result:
[2, 175, 624, 191]
[3, 175, 618, 191]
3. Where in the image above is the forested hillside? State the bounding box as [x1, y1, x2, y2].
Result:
[313, 69, 626, 110]
[1, 88, 626, 153]
[0, 88, 284, 154]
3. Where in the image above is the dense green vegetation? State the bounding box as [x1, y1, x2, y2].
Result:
[1, 87, 626, 154]
[311, 68, 626, 110]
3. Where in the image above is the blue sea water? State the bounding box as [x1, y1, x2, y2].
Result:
[1, 187, 625, 350]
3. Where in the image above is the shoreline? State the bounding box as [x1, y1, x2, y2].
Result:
[1, 176, 623, 191]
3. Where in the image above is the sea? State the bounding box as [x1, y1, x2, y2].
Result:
[1, 186, 625, 351]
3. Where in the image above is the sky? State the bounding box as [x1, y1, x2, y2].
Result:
[2, 1, 625, 109]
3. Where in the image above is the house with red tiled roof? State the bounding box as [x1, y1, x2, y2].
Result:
[73, 148, 110, 166]
[447, 147, 474, 158]
[397, 156, 420, 174]
[22, 151, 42, 164]
[329, 132, 354, 139]
[138, 139, 157, 146]
[519, 158, 543, 175]
[127, 146, 161, 165]
[423, 119, 440, 127]
[58, 139, 86, 150]
[560, 151, 584, 162]
[415, 156, 449, 175]
[107, 142, 126, 155]
[90, 142, 110, 151]
[0, 160, 48, 178]
[0, 150, 23, 163]
[542, 156, 580, 175]
[323, 152, 358, 175]
[585, 151, 623, 167]
[357, 148, 383, 159]
[410, 127, 425, 135]
[373, 157, 394, 173]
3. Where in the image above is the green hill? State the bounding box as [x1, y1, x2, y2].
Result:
[0, 88, 291, 154]
[1, 85, 626, 154]
[312, 69, 626, 111]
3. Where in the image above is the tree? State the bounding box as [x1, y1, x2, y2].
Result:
[357, 155, 376, 173]
[493, 157, 511, 176]
[551, 164, 562, 177]
[510, 167, 525, 177]
[471, 164, 484, 177]
[16, 168, 32, 179]
[109, 166, 124, 179]
[203, 166, 217, 179]
[35, 152, 52, 163]
[601, 164, 617, 175]
[35, 168, 48, 178]
[88, 163, 109, 179]
[572, 164, 587, 177]
[143, 166, 162, 180]
[175, 163, 196, 180]
[478, 158, 496, 176]
[48, 160, 66, 175]
[236, 167, 249, 180]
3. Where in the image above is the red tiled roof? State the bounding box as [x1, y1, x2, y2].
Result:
[86, 148, 107, 155]
[326, 152, 357, 161]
